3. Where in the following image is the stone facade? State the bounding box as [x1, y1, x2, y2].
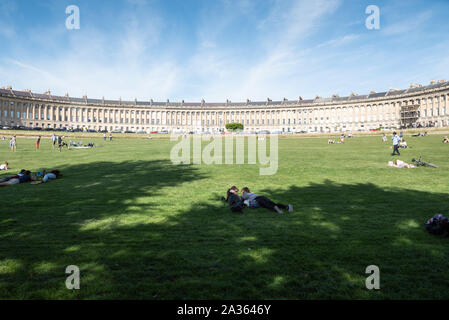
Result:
[0, 81, 448, 133]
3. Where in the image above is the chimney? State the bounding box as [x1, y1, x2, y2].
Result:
[298, 96, 303, 101]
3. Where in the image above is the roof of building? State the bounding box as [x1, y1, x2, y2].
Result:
[0, 80, 447, 107]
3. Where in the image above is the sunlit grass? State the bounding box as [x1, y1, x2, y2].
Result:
[0, 133, 448, 299]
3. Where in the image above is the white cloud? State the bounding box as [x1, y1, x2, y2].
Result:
[316, 34, 360, 48]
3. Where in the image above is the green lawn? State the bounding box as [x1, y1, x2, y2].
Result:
[0, 133, 448, 299]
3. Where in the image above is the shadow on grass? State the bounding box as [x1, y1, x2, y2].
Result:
[1, 170, 449, 299]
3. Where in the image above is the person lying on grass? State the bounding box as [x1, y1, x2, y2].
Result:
[222, 186, 245, 213]
[0, 169, 26, 182]
[443, 136, 449, 143]
[0, 161, 8, 171]
[241, 187, 293, 214]
[0, 170, 32, 186]
[32, 169, 62, 184]
[388, 159, 415, 168]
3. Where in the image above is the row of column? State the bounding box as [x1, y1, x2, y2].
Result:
[0, 93, 447, 129]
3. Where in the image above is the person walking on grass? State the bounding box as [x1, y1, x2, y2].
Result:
[392, 131, 401, 156]
[57, 135, 63, 152]
[10, 135, 16, 152]
[51, 134, 57, 149]
[104, 133, 106, 141]
[241, 187, 293, 214]
[36, 136, 41, 151]
[109, 133, 112, 141]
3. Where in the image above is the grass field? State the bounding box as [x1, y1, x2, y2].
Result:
[0, 133, 448, 299]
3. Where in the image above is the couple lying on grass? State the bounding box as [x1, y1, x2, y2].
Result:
[0, 169, 62, 186]
[224, 186, 293, 214]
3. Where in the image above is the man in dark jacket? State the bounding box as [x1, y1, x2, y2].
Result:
[223, 186, 244, 213]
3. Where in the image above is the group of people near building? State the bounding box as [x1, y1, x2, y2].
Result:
[51, 134, 69, 152]
[0, 168, 62, 186]
[223, 186, 293, 214]
[3, 134, 69, 152]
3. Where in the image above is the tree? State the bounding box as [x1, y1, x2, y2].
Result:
[225, 123, 244, 131]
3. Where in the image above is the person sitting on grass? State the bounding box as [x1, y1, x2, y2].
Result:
[399, 139, 408, 148]
[0, 161, 8, 171]
[241, 187, 293, 214]
[443, 136, 449, 143]
[0, 170, 32, 186]
[328, 139, 335, 144]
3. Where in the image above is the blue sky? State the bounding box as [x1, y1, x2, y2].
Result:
[1, 0, 449, 102]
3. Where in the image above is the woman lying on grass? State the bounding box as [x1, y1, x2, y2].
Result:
[0, 170, 32, 186]
[223, 186, 245, 213]
[241, 187, 293, 214]
[31, 170, 62, 184]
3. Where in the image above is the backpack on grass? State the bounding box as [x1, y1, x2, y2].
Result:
[425, 214, 449, 236]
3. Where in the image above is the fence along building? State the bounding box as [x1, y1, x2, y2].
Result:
[0, 80, 448, 134]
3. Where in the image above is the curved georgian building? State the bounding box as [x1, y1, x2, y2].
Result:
[0, 80, 448, 133]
